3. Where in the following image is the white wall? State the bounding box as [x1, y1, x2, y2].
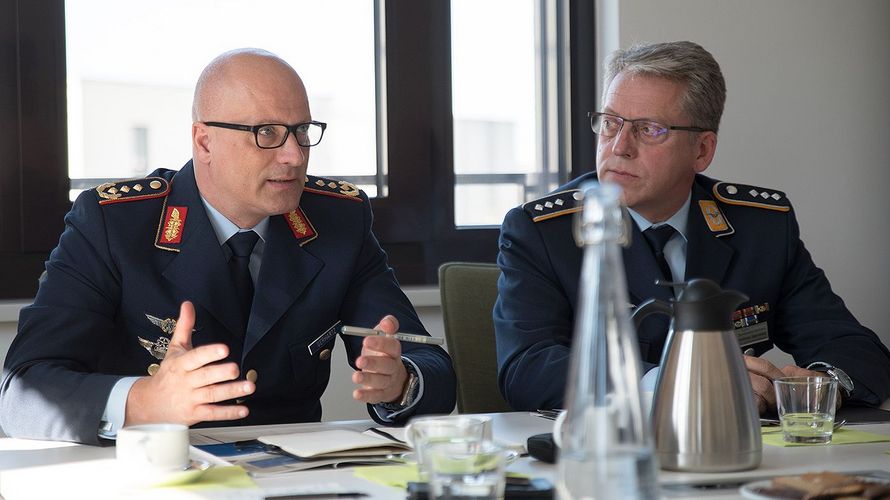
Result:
[74, 81, 193, 179]
[607, 0, 890, 349]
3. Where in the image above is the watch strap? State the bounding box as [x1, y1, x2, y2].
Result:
[380, 362, 419, 411]
[806, 361, 854, 396]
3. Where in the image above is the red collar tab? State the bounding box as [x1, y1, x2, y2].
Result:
[155, 205, 188, 250]
[284, 207, 318, 246]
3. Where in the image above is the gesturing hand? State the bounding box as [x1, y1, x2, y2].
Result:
[351, 315, 409, 405]
[124, 301, 255, 426]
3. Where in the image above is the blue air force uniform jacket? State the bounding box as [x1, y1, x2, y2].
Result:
[494, 172, 890, 411]
[0, 162, 456, 444]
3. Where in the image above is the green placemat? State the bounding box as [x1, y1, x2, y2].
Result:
[762, 426, 890, 447]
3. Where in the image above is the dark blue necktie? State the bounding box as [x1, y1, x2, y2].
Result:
[643, 225, 676, 283]
[226, 231, 259, 323]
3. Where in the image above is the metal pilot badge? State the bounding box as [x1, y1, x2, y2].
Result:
[138, 336, 170, 361]
[138, 313, 178, 360]
[145, 313, 178, 335]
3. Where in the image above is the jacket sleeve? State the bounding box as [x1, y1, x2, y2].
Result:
[0, 191, 124, 444]
[771, 206, 890, 406]
[493, 207, 572, 410]
[337, 193, 456, 422]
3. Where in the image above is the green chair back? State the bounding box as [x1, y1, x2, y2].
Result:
[438, 262, 513, 414]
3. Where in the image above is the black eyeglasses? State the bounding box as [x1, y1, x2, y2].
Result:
[588, 112, 712, 145]
[203, 121, 327, 148]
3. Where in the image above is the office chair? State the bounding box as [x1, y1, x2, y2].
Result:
[438, 262, 513, 414]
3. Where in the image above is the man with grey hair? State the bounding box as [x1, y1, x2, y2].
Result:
[1, 48, 456, 444]
[494, 41, 890, 414]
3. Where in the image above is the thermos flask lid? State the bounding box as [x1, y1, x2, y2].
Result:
[673, 278, 748, 331]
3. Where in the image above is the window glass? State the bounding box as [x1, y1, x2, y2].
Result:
[451, 0, 538, 227]
[65, 0, 379, 200]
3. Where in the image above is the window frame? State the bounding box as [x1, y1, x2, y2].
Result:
[0, 0, 597, 298]
[0, 0, 70, 299]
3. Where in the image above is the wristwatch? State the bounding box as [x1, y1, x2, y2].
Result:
[807, 361, 854, 398]
[380, 362, 419, 411]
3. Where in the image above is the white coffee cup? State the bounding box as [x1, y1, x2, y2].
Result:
[116, 423, 189, 472]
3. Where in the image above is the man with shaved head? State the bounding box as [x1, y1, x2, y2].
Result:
[1, 49, 456, 444]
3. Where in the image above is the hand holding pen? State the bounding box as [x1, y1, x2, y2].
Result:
[345, 319, 444, 405]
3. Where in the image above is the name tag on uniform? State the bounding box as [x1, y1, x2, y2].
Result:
[736, 322, 769, 347]
[733, 303, 770, 347]
[308, 321, 341, 356]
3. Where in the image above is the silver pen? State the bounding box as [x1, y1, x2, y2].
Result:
[341, 325, 445, 345]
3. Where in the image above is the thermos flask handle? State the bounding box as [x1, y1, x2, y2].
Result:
[631, 298, 673, 328]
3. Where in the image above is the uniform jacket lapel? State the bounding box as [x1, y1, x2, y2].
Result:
[156, 163, 246, 340]
[243, 212, 323, 357]
[685, 179, 735, 284]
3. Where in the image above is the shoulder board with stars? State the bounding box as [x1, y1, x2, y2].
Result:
[96, 177, 170, 205]
[303, 175, 362, 202]
[522, 189, 584, 223]
[712, 182, 790, 212]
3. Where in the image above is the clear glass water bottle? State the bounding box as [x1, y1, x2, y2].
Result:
[555, 181, 659, 500]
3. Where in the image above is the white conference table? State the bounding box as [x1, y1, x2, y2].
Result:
[1, 412, 889, 499]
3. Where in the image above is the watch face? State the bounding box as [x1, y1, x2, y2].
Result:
[830, 368, 854, 392]
[808, 362, 854, 394]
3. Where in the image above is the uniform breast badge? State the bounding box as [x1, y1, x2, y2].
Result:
[137, 335, 169, 360]
[145, 313, 178, 335]
[137, 313, 178, 362]
[732, 303, 770, 348]
[139, 313, 197, 364]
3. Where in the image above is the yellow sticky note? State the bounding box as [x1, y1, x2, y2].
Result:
[353, 464, 531, 489]
[762, 427, 890, 447]
[159, 466, 257, 491]
[354, 464, 420, 489]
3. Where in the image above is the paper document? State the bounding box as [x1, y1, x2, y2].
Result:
[259, 429, 411, 458]
[195, 428, 410, 476]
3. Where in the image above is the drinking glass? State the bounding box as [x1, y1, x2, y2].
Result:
[428, 440, 506, 500]
[774, 376, 838, 444]
[406, 415, 487, 480]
